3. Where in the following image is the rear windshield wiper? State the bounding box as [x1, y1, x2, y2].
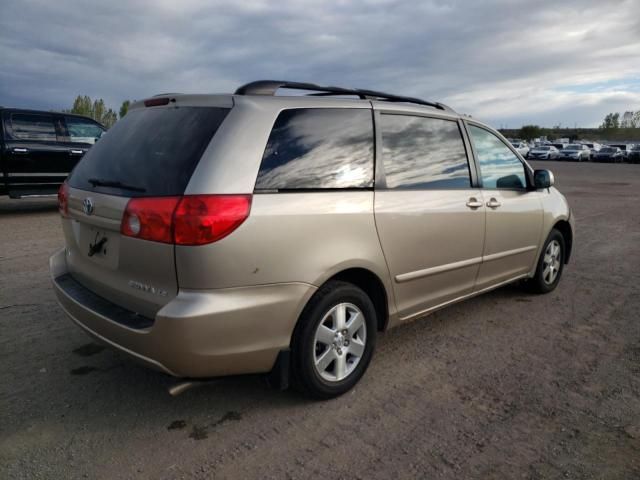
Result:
[88, 178, 146, 193]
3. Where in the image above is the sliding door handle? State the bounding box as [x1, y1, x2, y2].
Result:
[466, 198, 483, 209]
[486, 198, 502, 208]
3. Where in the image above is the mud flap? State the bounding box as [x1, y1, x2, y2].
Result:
[266, 349, 290, 390]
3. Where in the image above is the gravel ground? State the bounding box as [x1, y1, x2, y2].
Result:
[1, 161, 639, 479]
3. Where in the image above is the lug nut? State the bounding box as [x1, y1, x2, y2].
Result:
[337, 348, 342, 355]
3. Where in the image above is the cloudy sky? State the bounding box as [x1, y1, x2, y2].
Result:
[1, 0, 639, 127]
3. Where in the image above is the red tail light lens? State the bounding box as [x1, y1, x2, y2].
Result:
[120, 195, 251, 245]
[121, 197, 181, 244]
[174, 195, 252, 245]
[58, 182, 69, 217]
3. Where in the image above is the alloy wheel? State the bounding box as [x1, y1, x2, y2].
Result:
[313, 303, 367, 382]
[543, 240, 562, 285]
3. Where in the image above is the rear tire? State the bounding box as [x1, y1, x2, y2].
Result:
[290, 280, 377, 399]
[525, 229, 565, 294]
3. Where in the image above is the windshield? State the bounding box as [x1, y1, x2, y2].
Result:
[600, 148, 615, 153]
[565, 144, 581, 150]
[534, 146, 550, 151]
[68, 106, 230, 197]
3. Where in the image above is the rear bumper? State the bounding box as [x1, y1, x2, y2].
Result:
[50, 248, 316, 378]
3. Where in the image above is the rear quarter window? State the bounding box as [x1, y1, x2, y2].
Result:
[68, 106, 229, 197]
[255, 108, 374, 190]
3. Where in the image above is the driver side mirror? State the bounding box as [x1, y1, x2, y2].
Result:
[534, 169, 554, 189]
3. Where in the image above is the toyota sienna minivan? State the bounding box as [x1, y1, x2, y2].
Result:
[51, 81, 574, 398]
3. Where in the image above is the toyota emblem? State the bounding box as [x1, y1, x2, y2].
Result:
[82, 197, 95, 216]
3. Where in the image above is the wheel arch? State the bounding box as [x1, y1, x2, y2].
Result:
[294, 267, 391, 338]
[552, 219, 573, 264]
[327, 268, 389, 332]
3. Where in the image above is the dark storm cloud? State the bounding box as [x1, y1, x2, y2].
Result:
[1, 0, 639, 126]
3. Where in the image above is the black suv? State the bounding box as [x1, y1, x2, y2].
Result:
[0, 108, 106, 198]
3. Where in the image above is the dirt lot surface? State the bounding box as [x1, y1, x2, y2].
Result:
[1, 161, 639, 479]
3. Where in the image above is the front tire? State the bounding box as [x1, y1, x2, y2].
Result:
[526, 229, 565, 294]
[291, 281, 377, 399]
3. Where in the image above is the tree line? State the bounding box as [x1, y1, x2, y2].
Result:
[600, 111, 640, 129]
[506, 110, 640, 142]
[66, 95, 131, 128]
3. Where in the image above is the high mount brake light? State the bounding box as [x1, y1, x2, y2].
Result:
[120, 195, 252, 245]
[58, 182, 69, 217]
[143, 97, 171, 107]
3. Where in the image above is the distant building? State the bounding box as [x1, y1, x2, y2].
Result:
[621, 111, 634, 128]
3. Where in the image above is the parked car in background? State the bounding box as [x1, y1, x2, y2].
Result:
[582, 142, 601, 159]
[628, 144, 640, 164]
[528, 145, 560, 160]
[50, 80, 573, 399]
[592, 146, 624, 163]
[558, 144, 591, 162]
[0, 108, 106, 198]
[582, 142, 601, 152]
[608, 144, 631, 159]
[510, 141, 530, 158]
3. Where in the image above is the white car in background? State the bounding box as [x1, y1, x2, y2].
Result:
[583, 143, 601, 156]
[510, 141, 530, 158]
[528, 145, 560, 160]
[559, 144, 591, 162]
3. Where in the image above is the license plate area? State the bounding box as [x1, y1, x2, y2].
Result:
[75, 222, 120, 269]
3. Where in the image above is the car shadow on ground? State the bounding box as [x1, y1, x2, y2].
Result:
[49, 280, 535, 415]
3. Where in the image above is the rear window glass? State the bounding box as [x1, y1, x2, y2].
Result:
[10, 113, 57, 141]
[255, 108, 374, 190]
[68, 106, 229, 197]
[380, 114, 471, 189]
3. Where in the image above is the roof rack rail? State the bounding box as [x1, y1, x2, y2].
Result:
[234, 80, 454, 112]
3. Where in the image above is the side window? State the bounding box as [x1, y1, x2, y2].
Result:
[65, 116, 105, 144]
[468, 125, 526, 189]
[10, 113, 57, 141]
[380, 114, 471, 189]
[255, 108, 373, 190]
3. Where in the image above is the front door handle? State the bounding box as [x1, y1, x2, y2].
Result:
[486, 198, 502, 208]
[12, 147, 28, 154]
[466, 198, 483, 209]
[69, 149, 84, 156]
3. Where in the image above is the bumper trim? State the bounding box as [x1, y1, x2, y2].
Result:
[54, 273, 154, 330]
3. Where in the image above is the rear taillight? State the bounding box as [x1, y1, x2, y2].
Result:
[174, 195, 252, 245]
[121, 197, 181, 244]
[58, 182, 69, 217]
[120, 195, 252, 246]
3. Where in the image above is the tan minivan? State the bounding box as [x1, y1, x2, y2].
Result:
[51, 81, 574, 398]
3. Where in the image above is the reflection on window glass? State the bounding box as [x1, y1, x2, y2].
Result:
[468, 125, 526, 189]
[66, 116, 105, 144]
[255, 108, 373, 190]
[381, 115, 470, 189]
[11, 114, 57, 141]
